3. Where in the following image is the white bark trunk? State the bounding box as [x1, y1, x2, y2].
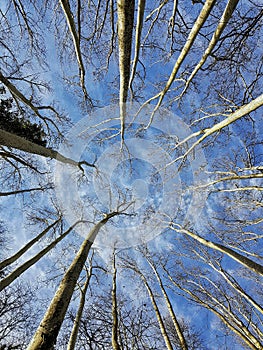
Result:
[140, 272, 173, 350]
[0, 221, 80, 292]
[0, 217, 61, 270]
[172, 226, 263, 276]
[184, 0, 240, 91]
[147, 259, 188, 350]
[67, 266, 92, 350]
[27, 213, 118, 350]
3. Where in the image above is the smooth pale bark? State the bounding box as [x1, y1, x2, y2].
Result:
[191, 93, 263, 148]
[67, 266, 92, 350]
[0, 129, 94, 168]
[211, 308, 262, 350]
[147, 258, 188, 350]
[141, 0, 216, 123]
[160, 0, 216, 95]
[117, 0, 135, 141]
[168, 0, 178, 36]
[27, 212, 119, 350]
[166, 272, 262, 350]
[59, 0, 90, 101]
[209, 263, 263, 315]
[139, 271, 173, 350]
[190, 290, 261, 350]
[0, 218, 61, 270]
[111, 252, 121, 350]
[0, 221, 80, 292]
[199, 275, 263, 341]
[166, 93, 263, 170]
[195, 173, 263, 190]
[171, 226, 263, 276]
[129, 0, 146, 96]
[183, 0, 240, 92]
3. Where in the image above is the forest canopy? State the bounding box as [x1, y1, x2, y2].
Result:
[0, 0, 262, 349]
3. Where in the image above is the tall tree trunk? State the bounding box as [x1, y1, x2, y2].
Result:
[0, 71, 56, 118]
[67, 264, 93, 350]
[142, 0, 217, 120]
[183, 283, 262, 350]
[59, 0, 91, 101]
[0, 221, 81, 291]
[183, 0, 240, 92]
[216, 266, 263, 315]
[165, 271, 263, 350]
[146, 257, 188, 350]
[0, 217, 61, 270]
[129, 0, 146, 97]
[171, 225, 263, 276]
[177, 93, 263, 165]
[111, 251, 121, 350]
[27, 212, 119, 350]
[139, 271, 173, 350]
[117, 0, 135, 141]
[0, 129, 94, 168]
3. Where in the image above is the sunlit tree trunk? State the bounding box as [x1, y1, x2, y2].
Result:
[59, 0, 91, 102]
[171, 225, 263, 276]
[67, 263, 93, 350]
[0, 217, 61, 270]
[129, 0, 145, 96]
[141, 0, 217, 119]
[165, 269, 263, 350]
[139, 271, 173, 350]
[207, 260, 263, 315]
[0, 221, 80, 291]
[183, 0, 240, 93]
[146, 256, 188, 350]
[27, 212, 119, 350]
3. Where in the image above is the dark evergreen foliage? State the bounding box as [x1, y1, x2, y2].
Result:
[0, 87, 47, 147]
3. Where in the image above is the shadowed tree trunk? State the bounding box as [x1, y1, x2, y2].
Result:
[117, 0, 135, 141]
[0, 129, 95, 169]
[111, 250, 121, 350]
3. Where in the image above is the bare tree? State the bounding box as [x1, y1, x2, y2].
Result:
[67, 259, 93, 350]
[111, 250, 121, 350]
[0, 0, 262, 348]
[0, 220, 84, 291]
[27, 210, 127, 349]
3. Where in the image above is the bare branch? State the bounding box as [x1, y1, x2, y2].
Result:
[129, 0, 146, 98]
[59, 0, 92, 103]
[182, 0, 240, 95]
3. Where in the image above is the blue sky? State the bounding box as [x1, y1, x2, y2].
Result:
[0, 0, 263, 348]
